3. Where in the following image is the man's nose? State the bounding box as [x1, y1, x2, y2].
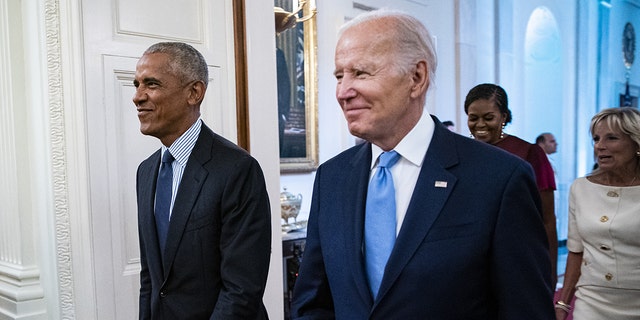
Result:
[336, 78, 356, 101]
[133, 88, 146, 105]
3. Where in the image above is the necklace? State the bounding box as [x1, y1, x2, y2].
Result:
[600, 174, 638, 187]
[605, 176, 637, 197]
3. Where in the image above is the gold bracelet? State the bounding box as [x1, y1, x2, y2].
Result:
[555, 300, 572, 312]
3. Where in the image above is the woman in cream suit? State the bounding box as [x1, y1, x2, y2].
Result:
[556, 107, 640, 319]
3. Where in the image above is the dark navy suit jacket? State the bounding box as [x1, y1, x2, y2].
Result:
[137, 124, 271, 319]
[291, 117, 554, 319]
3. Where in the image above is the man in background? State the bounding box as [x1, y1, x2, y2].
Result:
[537, 132, 563, 289]
[536, 132, 558, 155]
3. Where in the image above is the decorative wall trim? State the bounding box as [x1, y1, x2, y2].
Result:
[0, 0, 20, 267]
[352, 2, 376, 11]
[625, 0, 640, 9]
[44, 0, 76, 318]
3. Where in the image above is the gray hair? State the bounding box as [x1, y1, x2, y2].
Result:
[338, 9, 437, 83]
[144, 42, 209, 86]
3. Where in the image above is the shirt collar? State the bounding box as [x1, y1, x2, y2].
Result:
[161, 119, 202, 167]
[370, 111, 434, 168]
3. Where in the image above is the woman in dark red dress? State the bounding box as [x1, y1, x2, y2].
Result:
[464, 83, 558, 285]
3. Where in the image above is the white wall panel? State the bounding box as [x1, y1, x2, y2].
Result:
[116, 0, 204, 42]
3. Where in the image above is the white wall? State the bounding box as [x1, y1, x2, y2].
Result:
[245, 1, 285, 318]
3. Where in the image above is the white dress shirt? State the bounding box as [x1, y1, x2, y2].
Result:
[370, 112, 435, 235]
[159, 119, 202, 218]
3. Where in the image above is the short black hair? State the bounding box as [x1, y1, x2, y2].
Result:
[536, 132, 551, 144]
[464, 83, 512, 125]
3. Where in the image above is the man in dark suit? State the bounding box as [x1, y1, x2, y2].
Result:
[133, 42, 271, 319]
[291, 10, 554, 319]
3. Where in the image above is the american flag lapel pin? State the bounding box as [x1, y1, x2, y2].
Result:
[434, 181, 447, 188]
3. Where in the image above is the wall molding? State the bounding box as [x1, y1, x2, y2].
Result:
[44, 0, 76, 318]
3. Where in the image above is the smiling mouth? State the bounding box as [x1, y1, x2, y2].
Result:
[343, 104, 368, 111]
[343, 106, 368, 118]
[137, 109, 153, 117]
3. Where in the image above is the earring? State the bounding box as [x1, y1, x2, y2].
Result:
[500, 123, 505, 139]
[637, 150, 640, 157]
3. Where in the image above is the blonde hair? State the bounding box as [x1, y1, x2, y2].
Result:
[590, 107, 640, 174]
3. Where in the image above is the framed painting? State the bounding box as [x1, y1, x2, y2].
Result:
[275, 0, 318, 173]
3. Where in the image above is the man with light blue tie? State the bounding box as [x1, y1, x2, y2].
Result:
[291, 9, 554, 319]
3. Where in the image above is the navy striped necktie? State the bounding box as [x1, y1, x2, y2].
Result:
[155, 150, 174, 254]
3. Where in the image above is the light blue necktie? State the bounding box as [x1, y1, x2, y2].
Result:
[365, 150, 400, 299]
[155, 150, 174, 254]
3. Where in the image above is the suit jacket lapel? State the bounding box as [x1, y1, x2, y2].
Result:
[376, 123, 460, 302]
[161, 127, 212, 275]
[139, 150, 165, 277]
[344, 144, 375, 306]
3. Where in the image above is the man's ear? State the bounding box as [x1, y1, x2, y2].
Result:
[410, 60, 429, 98]
[187, 80, 206, 105]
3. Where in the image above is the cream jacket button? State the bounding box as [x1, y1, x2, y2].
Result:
[600, 216, 609, 222]
[605, 273, 613, 281]
[599, 244, 610, 250]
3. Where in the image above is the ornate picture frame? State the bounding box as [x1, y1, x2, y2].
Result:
[275, 0, 319, 173]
